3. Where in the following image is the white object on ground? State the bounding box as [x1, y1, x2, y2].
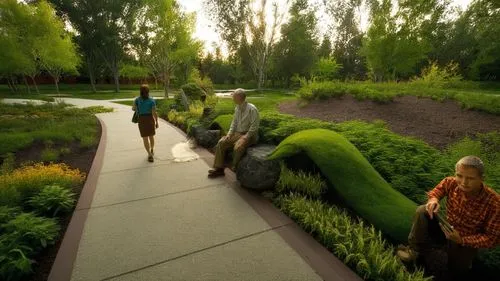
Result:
[171, 141, 200, 163]
[1, 99, 48, 105]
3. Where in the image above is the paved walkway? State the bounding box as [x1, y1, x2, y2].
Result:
[2, 98, 360, 281]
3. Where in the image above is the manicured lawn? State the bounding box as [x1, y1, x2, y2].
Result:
[0, 84, 172, 100]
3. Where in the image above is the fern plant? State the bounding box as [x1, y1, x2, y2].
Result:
[27, 185, 76, 217]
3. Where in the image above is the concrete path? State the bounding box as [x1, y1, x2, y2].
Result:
[2, 98, 360, 281]
[43, 99, 324, 281]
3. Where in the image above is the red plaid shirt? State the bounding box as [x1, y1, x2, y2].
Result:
[427, 177, 500, 248]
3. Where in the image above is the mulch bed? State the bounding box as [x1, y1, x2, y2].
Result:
[14, 120, 102, 281]
[279, 95, 500, 149]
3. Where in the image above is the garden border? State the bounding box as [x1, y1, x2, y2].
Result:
[47, 117, 107, 281]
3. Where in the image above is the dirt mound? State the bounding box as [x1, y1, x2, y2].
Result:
[279, 95, 500, 149]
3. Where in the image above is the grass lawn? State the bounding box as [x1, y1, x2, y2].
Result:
[0, 102, 111, 160]
[0, 84, 173, 100]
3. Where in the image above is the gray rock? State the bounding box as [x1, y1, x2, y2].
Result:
[191, 125, 221, 148]
[236, 145, 281, 191]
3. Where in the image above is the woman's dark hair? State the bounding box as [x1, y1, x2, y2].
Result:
[140, 84, 150, 99]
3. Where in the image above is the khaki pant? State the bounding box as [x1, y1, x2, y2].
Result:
[213, 133, 257, 169]
[409, 205, 478, 280]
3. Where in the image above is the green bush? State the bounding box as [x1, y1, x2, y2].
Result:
[0, 163, 84, 207]
[0, 206, 21, 225]
[276, 163, 326, 199]
[445, 132, 500, 191]
[1, 212, 60, 251]
[0, 213, 60, 281]
[0, 237, 33, 281]
[27, 185, 76, 217]
[181, 83, 205, 101]
[276, 194, 430, 281]
[268, 129, 417, 242]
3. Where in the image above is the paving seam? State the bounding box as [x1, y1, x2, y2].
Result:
[99, 160, 179, 175]
[99, 222, 293, 281]
[77, 182, 229, 211]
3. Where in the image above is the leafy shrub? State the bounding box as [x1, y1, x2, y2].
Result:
[268, 129, 417, 242]
[181, 83, 205, 101]
[0, 213, 60, 280]
[2, 213, 59, 252]
[188, 101, 204, 120]
[411, 61, 462, 89]
[311, 58, 341, 82]
[276, 194, 430, 281]
[0, 163, 84, 207]
[0, 206, 21, 225]
[0, 237, 33, 281]
[277, 163, 326, 199]
[28, 185, 76, 217]
[445, 132, 500, 191]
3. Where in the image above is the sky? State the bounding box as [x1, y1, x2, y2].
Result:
[178, 0, 473, 56]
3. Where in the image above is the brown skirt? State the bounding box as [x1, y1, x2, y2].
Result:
[138, 115, 155, 137]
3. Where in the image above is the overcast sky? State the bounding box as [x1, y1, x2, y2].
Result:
[178, 0, 473, 55]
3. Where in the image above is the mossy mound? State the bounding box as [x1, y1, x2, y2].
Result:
[268, 128, 417, 242]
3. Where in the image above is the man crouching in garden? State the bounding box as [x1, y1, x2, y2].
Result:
[208, 88, 260, 178]
[397, 156, 499, 280]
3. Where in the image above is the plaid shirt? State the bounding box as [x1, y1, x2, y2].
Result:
[427, 177, 500, 248]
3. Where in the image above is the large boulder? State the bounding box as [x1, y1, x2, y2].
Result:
[191, 125, 220, 148]
[236, 145, 281, 191]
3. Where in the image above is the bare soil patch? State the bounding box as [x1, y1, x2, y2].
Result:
[279, 95, 500, 149]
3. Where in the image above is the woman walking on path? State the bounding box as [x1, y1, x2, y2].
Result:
[133, 84, 159, 162]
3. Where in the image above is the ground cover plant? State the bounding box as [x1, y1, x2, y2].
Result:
[297, 81, 500, 114]
[0, 163, 84, 280]
[0, 102, 108, 161]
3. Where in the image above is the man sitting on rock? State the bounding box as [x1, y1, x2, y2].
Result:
[396, 156, 499, 280]
[208, 88, 260, 178]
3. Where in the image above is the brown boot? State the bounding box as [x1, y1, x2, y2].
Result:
[208, 168, 224, 178]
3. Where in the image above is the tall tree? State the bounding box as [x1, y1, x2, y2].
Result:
[362, 0, 436, 81]
[0, 0, 35, 93]
[139, 0, 201, 97]
[464, 0, 500, 80]
[34, 1, 80, 94]
[324, 0, 365, 79]
[204, 0, 250, 54]
[273, 0, 319, 86]
[48, 0, 143, 92]
[317, 35, 333, 58]
[205, 0, 287, 90]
